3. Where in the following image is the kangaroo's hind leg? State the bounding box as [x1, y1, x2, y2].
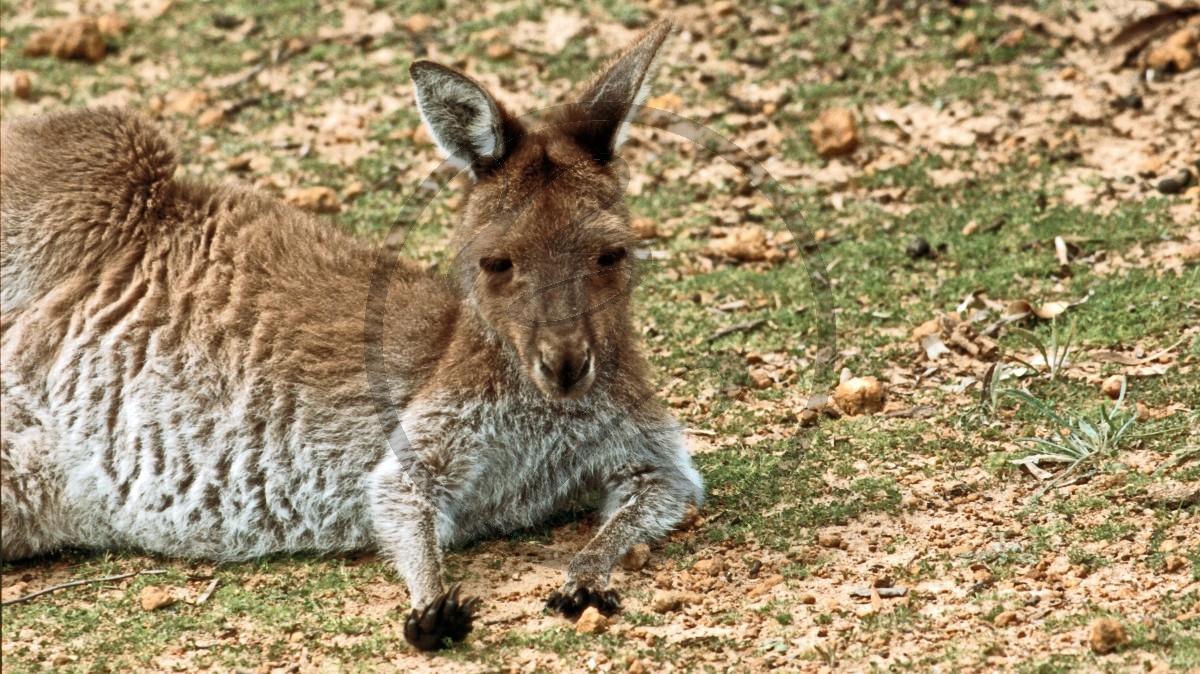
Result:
[1, 389, 71, 561]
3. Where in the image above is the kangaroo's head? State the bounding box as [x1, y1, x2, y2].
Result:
[410, 21, 671, 402]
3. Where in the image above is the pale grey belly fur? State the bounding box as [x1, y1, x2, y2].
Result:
[7, 318, 657, 561]
[11, 326, 388, 561]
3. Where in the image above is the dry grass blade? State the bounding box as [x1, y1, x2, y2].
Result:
[195, 578, 220, 605]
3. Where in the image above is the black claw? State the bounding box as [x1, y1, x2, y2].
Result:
[403, 586, 481, 652]
[544, 591, 566, 613]
[544, 585, 622, 617]
[600, 590, 621, 612]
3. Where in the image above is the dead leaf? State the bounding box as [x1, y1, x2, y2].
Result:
[1109, 5, 1200, 48]
[705, 226, 783, 262]
[286, 186, 341, 214]
[1034, 301, 1069, 320]
[24, 16, 106, 63]
[919, 333, 951, 360]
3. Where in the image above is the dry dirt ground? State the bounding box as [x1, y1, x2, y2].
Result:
[2, 1, 1199, 672]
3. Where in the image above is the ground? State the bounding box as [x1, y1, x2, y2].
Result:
[1, 0, 1198, 672]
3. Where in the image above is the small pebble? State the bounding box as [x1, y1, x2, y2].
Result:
[1089, 617, 1129, 654]
[1100, 375, 1124, 400]
[1157, 169, 1192, 195]
[12, 71, 32, 99]
[1163, 555, 1189, 573]
[575, 606, 608, 634]
[994, 610, 1020, 626]
[406, 14, 433, 33]
[817, 532, 843, 548]
[139, 586, 176, 611]
[649, 590, 702, 614]
[694, 558, 725, 577]
[212, 13, 243, 30]
[832, 377, 884, 416]
[619, 543, 651, 571]
[954, 32, 979, 55]
[798, 408, 819, 427]
[1110, 94, 1143, 111]
[486, 43, 514, 60]
[747, 559, 762, 578]
[905, 236, 932, 259]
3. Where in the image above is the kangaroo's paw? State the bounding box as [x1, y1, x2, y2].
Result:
[404, 584, 481, 651]
[545, 580, 621, 617]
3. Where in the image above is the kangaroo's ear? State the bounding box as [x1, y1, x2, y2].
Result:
[410, 61, 513, 176]
[566, 20, 672, 162]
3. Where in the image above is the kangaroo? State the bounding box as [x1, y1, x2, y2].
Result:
[0, 20, 702, 650]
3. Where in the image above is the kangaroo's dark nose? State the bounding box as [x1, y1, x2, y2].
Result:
[538, 347, 592, 393]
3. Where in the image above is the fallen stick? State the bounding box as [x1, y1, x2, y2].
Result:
[2, 569, 167, 606]
[800, 236, 850, 252]
[482, 613, 528, 627]
[707, 318, 767, 343]
[848, 586, 908, 599]
[882, 405, 936, 419]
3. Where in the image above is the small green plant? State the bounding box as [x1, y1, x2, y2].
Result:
[1002, 376, 1138, 503]
[979, 362, 1006, 417]
[1067, 546, 1110, 570]
[1006, 316, 1076, 381]
[813, 638, 842, 667]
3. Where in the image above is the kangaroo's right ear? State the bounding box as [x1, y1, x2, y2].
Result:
[410, 61, 513, 177]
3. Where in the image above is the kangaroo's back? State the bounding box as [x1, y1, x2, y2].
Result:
[1, 108, 178, 314]
[1, 107, 458, 397]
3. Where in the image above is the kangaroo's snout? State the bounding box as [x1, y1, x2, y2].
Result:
[534, 342, 594, 399]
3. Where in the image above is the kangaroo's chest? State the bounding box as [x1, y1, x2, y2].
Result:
[417, 397, 628, 545]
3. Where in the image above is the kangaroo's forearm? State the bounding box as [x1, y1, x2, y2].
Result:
[577, 472, 696, 577]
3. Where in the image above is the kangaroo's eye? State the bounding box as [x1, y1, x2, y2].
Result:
[480, 257, 513, 274]
[597, 249, 627, 267]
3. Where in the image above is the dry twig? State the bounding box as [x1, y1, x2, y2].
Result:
[2, 569, 167, 606]
[707, 318, 767, 343]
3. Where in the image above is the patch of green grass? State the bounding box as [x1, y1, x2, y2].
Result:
[623, 610, 666, 627]
[1083, 521, 1136, 542]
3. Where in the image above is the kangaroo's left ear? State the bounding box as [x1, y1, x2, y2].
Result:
[410, 61, 519, 177]
[563, 20, 673, 162]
